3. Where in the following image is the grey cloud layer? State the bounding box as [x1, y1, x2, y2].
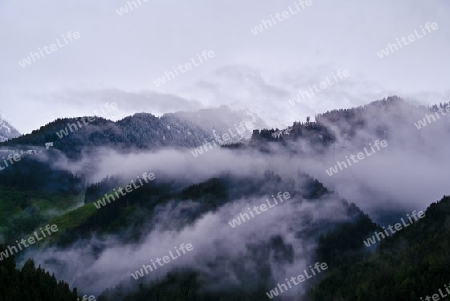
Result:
[1, 0, 449, 132]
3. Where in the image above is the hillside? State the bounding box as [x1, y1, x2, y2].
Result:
[0, 248, 79, 300]
[0, 107, 266, 159]
[305, 195, 450, 301]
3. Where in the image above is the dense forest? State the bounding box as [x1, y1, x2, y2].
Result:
[0, 245, 79, 301]
[1, 97, 449, 300]
[0, 156, 85, 193]
[305, 195, 450, 301]
[94, 195, 450, 300]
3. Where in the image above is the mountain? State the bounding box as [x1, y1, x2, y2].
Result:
[305, 195, 450, 301]
[31, 170, 377, 299]
[2, 96, 450, 300]
[0, 106, 266, 158]
[250, 95, 433, 151]
[0, 251, 79, 300]
[0, 115, 20, 142]
[169, 105, 262, 134]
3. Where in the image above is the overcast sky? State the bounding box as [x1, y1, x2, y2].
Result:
[1, 0, 449, 134]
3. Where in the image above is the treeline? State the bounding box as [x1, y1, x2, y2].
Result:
[0, 113, 214, 160]
[249, 96, 414, 151]
[0, 157, 84, 193]
[0, 117, 118, 159]
[305, 196, 450, 301]
[57, 177, 229, 247]
[0, 245, 79, 301]
[250, 122, 335, 147]
[95, 197, 377, 301]
[98, 270, 269, 301]
[65, 172, 375, 301]
[84, 176, 121, 204]
[58, 171, 339, 247]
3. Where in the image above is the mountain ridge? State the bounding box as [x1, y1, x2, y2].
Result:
[0, 106, 266, 158]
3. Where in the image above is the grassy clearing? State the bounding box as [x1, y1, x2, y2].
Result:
[0, 186, 83, 244]
[38, 202, 97, 246]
